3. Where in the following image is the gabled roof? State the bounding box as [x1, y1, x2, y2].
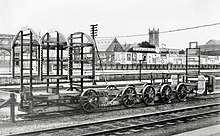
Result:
[96, 37, 125, 52]
[96, 39, 113, 51]
[200, 39, 220, 55]
[206, 40, 220, 45]
[106, 38, 124, 52]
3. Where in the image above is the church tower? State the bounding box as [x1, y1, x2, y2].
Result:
[149, 28, 159, 52]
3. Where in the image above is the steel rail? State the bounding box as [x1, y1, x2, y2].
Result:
[18, 95, 220, 121]
[82, 109, 220, 136]
[8, 102, 220, 136]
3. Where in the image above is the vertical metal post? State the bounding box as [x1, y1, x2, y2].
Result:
[56, 32, 60, 94]
[46, 33, 50, 92]
[10, 93, 15, 123]
[177, 74, 180, 84]
[38, 44, 41, 76]
[186, 48, 188, 82]
[29, 32, 33, 112]
[81, 33, 84, 92]
[69, 34, 73, 91]
[40, 40, 43, 81]
[30, 32, 33, 94]
[162, 73, 164, 83]
[90, 24, 98, 85]
[150, 73, 153, 84]
[92, 44, 96, 85]
[12, 46, 15, 78]
[61, 46, 63, 76]
[20, 31, 24, 109]
[139, 60, 142, 82]
[198, 48, 200, 75]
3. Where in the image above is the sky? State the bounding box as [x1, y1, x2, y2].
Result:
[1, 0, 220, 49]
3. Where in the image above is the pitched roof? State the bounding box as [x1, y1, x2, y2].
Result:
[96, 39, 113, 51]
[106, 38, 124, 52]
[206, 40, 220, 45]
[200, 39, 220, 55]
[96, 38, 125, 52]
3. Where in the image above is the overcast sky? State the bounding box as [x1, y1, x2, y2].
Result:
[1, 0, 220, 49]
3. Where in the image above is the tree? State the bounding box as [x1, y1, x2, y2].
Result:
[179, 49, 185, 54]
[138, 41, 155, 48]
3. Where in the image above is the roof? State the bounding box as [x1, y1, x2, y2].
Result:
[96, 37, 125, 52]
[96, 39, 113, 51]
[200, 39, 220, 55]
[206, 40, 220, 45]
[106, 38, 124, 52]
[200, 39, 220, 50]
[121, 43, 139, 51]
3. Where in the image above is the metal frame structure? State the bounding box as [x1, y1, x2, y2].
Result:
[11, 28, 41, 112]
[183, 42, 216, 95]
[186, 42, 201, 78]
[41, 30, 68, 93]
[67, 32, 96, 92]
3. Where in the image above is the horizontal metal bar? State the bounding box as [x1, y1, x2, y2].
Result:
[14, 75, 39, 78]
[42, 59, 68, 62]
[22, 67, 33, 70]
[13, 43, 40, 46]
[68, 36, 82, 39]
[14, 59, 40, 61]
[42, 40, 60, 44]
[70, 75, 93, 79]
[42, 75, 68, 79]
[68, 43, 93, 47]
[22, 33, 30, 36]
[71, 53, 92, 55]
[71, 59, 93, 62]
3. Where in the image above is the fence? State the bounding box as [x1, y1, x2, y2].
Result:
[0, 64, 219, 86]
[98, 63, 220, 70]
[0, 93, 16, 122]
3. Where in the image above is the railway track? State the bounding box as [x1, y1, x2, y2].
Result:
[17, 93, 220, 121]
[10, 102, 220, 136]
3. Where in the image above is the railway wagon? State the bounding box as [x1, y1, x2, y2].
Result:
[11, 28, 216, 114]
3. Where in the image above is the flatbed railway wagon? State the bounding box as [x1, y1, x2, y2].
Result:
[11, 28, 171, 114]
[11, 28, 216, 114]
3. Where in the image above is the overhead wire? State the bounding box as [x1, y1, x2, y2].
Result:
[96, 22, 220, 39]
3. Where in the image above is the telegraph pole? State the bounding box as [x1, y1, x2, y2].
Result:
[90, 24, 98, 39]
[90, 24, 98, 85]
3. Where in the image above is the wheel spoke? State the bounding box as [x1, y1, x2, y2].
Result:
[176, 84, 188, 101]
[80, 89, 99, 112]
[160, 85, 172, 103]
[122, 87, 136, 108]
[142, 86, 155, 105]
[125, 99, 130, 105]
[81, 99, 89, 103]
[90, 102, 97, 109]
[84, 102, 90, 110]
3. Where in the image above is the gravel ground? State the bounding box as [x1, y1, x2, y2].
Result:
[0, 94, 220, 135]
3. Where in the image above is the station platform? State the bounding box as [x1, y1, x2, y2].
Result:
[173, 124, 220, 136]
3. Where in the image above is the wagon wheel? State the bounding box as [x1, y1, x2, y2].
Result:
[126, 84, 135, 88]
[80, 89, 99, 113]
[142, 85, 156, 105]
[160, 84, 173, 104]
[121, 86, 137, 108]
[143, 83, 150, 88]
[106, 85, 118, 91]
[176, 83, 188, 102]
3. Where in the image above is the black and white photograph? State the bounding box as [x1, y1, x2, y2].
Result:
[0, 0, 220, 135]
